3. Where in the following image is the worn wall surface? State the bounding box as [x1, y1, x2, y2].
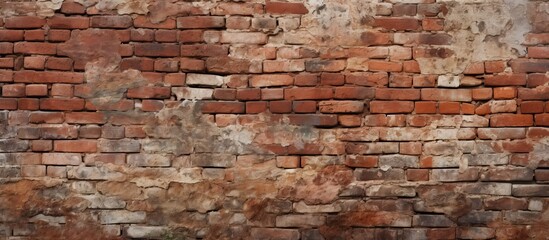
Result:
[0, 0, 548, 239]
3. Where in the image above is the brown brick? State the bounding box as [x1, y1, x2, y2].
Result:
[47, 16, 89, 29]
[266, 2, 308, 14]
[5, 16, 45, 29]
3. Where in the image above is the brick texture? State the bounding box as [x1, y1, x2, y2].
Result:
[0, 0, 547, 239]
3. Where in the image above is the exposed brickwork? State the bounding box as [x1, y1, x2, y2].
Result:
[0, 0, 548, 239]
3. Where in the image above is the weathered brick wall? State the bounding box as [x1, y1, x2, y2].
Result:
[0, 0, 548, 239]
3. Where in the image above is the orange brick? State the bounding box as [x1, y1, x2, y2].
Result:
[415, 101, 437, 114]
[54, 140, 97, 153]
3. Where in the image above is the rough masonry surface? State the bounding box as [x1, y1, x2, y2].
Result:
[0, 0, 548, 239]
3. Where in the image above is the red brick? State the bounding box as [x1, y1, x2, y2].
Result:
[4, 16, 45, 29]
[370, 101, 414, 113]
[91, 16, 132, 29]
[288, 114, 337, 127]
[65, 112, 106, 124]
[155, 30, 177, 42]
[393, 4, 417, 16]
[2, 84, 25, 97]
[125, 126, 146, 138]
[360, 31, 393, 46]
[120, 58, 154, 71]
[48, 29, 71, 42]
[250, 74, 293, 87]
[31, 140, 53, 152]
[461, 103, 475, 114]
[265, 2, 308, 14]
[400, 33, 452, 45]
[412, 75, 436, 87]
[334, 87, 374, 100]
[485, 74, 527, 86]
[338, 115, 362, 127]
[154, 59, 179, 72]
[134, 16, 176, 29]
[517, 87, 549, 100]
[0, 43, 13, 54]
[528, 47, 549, 59]
[141, 100, 164, 112]
[319, 101, 364, 113]
[14, 42, 56, 55]
[201, 101, 245, 113]
[493, 87, 516, 99]
[180, 58, 205, 71]
[135, 44, 179, 57]
[269, 100, 292, 113]
[61, 1, 86, 14]
[305, 60, 346, 72]
[0, 98, 17, 110]
[535, 114, 549, 126]
[345, 155, 378, 168]
[261, 89, 283, 100]
[319, 73, 344, 86]
[213, 89, 236, 100]
[0, 30, 24, 41]
[285, 87, 333, 100]
[510, 59, 549, 73]
[422, 18, 444, 31]
[164, 73, 185, 86]
[415, 101, 437, 114]
[472, 88, 492, 101]
[294, 74, 318, 86]
[17, 98, 38, 110]
[408, 115, 438, 127]
[226, 16, 251, 29]
[521, 101, 545, 114]
[236, 89, 261, 101]
[485, 60, 506, 73]
[291, 101, 316, 113]
[54, 140, 97, 153]
[212, 2, 263, 15]
[40, 98, 85, 111]
[178, 30, 204, 43]
[38, 125, 77, 140]
[47, 16, 89, 29]
[490, 114, 534, 127]
[127, 86, 171, 99]
[527, 73, 549, 87]
[463, 62, 485, 74]
[29, 112, 64, 123]
[403, 60, 420, 73]
[368, 60, 402, 72]
[375, 88, 420, 100]
[246, 101, 268, 113]
[130, 29, 154, 41]
[51, 84, 73, 97]
[46, 57, 73, 71]
[438, 102, 460, 114]
[407, 169, 429, 181]
[373, 17, 420, 31]
[276, 156, 300, 168]
[25, 84, 48, 96]
[180, 44, 228, 57]
[23, 56, 46, 70]
[78, 125, 101, 139]
[0, 58, 14, 69]
[177, 16, 225, 29]
[389, 74, 413, 88]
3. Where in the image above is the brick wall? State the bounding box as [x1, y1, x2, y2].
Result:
[0, 0, 548, 239]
